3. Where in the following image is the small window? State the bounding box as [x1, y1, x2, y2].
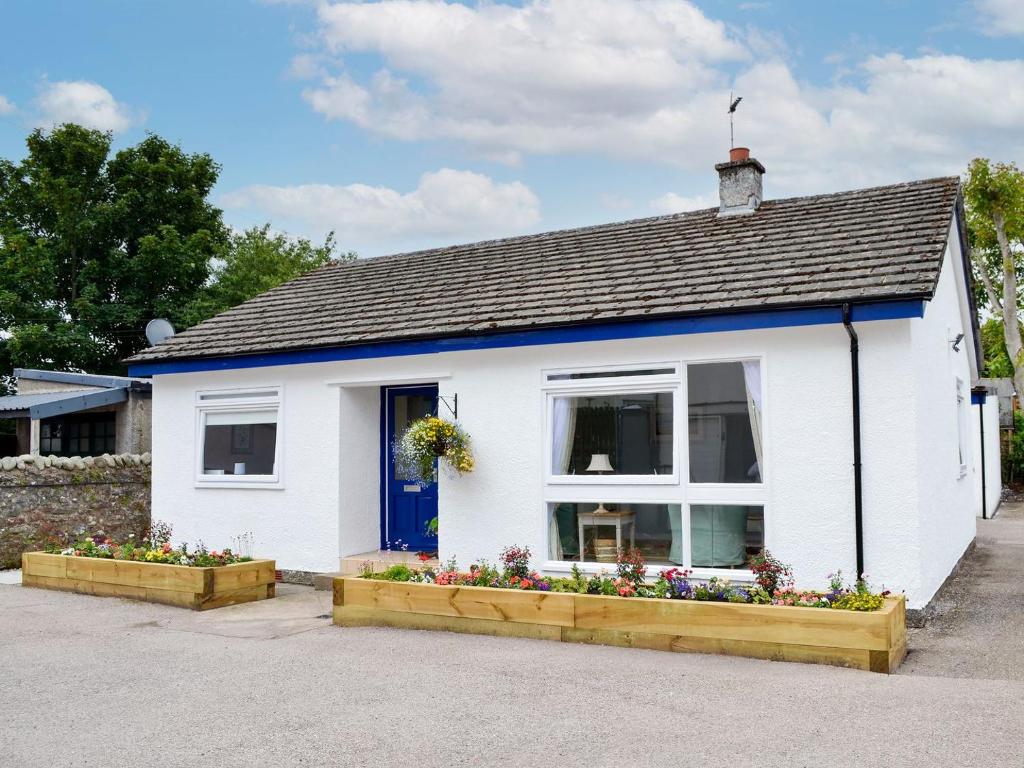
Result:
[688, 361, 763, 483]
[550, 391, 674, 477]
[548, 502, 683, 565]
[197, 388, 281, 484]
[956, 378, 967, 477]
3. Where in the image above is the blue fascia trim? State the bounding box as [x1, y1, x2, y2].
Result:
[971, 392, 987, 405]
[128, 299, 926, 377]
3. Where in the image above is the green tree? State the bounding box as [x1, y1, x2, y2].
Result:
[965, 158, 1024, 397]
[0, 124, 226, 376]
[180, 224, 352, 326]
[980, 318, 1014, 378]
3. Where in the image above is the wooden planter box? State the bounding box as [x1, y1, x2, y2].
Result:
[22, 552, 276, 611]
[333, 577, 907, 673]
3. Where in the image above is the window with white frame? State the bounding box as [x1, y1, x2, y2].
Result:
[955, 378, 967, 477]
[544, 361, 767, 572]
[687, 361, 763, 483]
[196, 388, 281, 484]
[546, 366, 678, 482]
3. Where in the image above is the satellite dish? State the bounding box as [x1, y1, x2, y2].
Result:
[145, 318, 176, 346]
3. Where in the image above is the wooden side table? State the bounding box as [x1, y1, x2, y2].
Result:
[578, 509, 636, 560]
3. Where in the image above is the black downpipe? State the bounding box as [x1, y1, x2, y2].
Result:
[842, 304, 865, 578]
[977, 396, 988, 520]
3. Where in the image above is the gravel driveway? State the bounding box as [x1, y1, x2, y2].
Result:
[2, 511, 1023, 768]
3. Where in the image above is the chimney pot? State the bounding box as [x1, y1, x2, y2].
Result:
[715, 150, 766, 216]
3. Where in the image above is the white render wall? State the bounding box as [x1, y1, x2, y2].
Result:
[149, 270, 976, 607]
[910, 229, 978, 607]
[971, 396, 1001, 519]
[151, 365, 342, 572]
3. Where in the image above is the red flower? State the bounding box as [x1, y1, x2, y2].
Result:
[417, 552, 431, 562]
[161, 543, 172, 553]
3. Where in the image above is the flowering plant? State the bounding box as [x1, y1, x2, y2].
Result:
[362, 546, 891, 612]
[394, 416, 474, 485]
[615, 548, 647, 591]
[500, 544, 532, 579]
[49, 521, 253, 568]
[749, 549, 793, 594]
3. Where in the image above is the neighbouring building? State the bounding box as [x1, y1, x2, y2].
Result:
[127, 148, 996, 616]
[0, 369, 152, 458]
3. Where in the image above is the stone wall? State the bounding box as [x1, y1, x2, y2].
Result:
[0, 453, 151, 569]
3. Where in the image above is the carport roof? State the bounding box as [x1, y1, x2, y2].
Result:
[0, 388, 129, 420]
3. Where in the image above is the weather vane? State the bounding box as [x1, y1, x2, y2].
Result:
[729, 92, 742, 149]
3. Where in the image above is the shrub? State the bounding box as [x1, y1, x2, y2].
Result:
[379, 563, 414, 582]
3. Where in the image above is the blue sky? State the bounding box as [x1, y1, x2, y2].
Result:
[1, 0, 1021, 256]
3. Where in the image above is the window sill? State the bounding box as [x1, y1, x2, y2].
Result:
[194, 477, 284, 490]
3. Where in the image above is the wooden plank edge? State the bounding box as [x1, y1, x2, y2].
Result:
[333, 604, 562, 641]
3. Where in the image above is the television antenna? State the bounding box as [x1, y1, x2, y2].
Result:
[729, 92, 743, 149]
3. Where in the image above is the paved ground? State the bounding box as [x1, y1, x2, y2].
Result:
[2, 512, 1023, 768]
[901, 501, 1024, 680]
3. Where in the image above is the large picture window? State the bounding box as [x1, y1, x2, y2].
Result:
[550, 391, 674, 477]
[542, 360, 765, 576]
[196, 388, 281, 485]
[687, 361, 763, 483]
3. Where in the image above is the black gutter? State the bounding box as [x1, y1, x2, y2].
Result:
[842, 303, 865, 578]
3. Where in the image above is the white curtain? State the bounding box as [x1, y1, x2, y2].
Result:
[551, 397, 577, 474]
[548, 514, 563, 561]
[741, 361, 763, 482]
[548, 398, 578, 560]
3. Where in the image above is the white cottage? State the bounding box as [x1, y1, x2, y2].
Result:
[127, 150, 998, 618]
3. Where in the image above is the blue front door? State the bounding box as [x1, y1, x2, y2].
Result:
[383, 385, 439, 552]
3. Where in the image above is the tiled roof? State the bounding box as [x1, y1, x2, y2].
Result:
[127, 176, 960, 364]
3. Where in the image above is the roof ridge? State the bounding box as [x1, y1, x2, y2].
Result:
[320, 175, 959, 268]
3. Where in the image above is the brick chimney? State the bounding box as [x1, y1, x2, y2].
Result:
[715, 147, 765, 216]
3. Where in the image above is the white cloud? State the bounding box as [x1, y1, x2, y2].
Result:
[650, 192, 716, 213]
[0, 95, 14, 116]
[976, 0, 1024, 36]
[34, 80, 139, 133]
[220, 168, 541, 255]
[296, 1, 1024, 196]
[302, 0, 746, 162]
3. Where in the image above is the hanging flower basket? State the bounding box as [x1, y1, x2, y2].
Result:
[394, 416, 474, 485]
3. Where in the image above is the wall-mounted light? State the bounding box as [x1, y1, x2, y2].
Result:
[951, 333, 965, 352]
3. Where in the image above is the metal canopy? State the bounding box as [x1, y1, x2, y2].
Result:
[0, 388, 129, 420]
